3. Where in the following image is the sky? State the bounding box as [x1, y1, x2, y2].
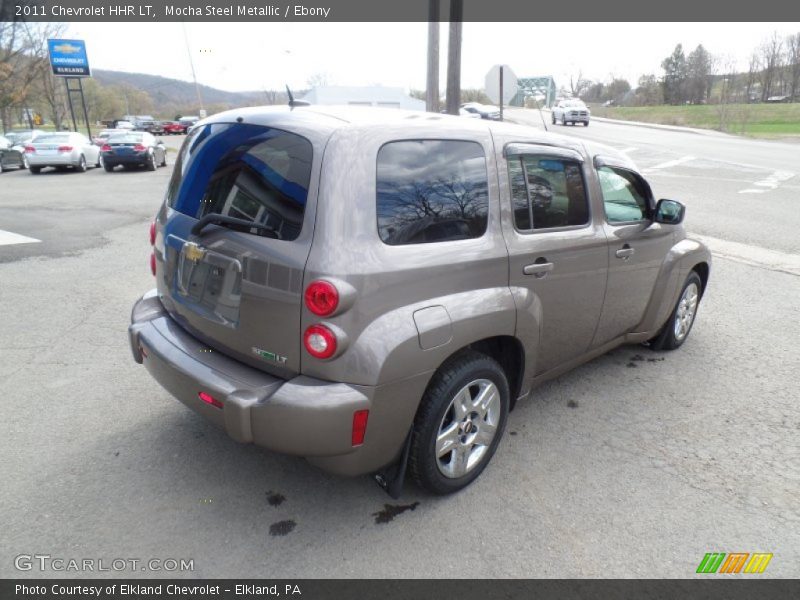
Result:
[66, 22, 800, 94]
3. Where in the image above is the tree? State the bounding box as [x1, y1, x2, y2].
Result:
[686, 44, 713, 104]
[606, 78, 631, 104]
[568, 71, 591, 98]
[661, 44, 688, 104]
[786, 32, 800, 101]
[758, 32, 784, 101]
[635, 74, 663, 106]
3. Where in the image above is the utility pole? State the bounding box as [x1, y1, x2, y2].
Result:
[425, 1, 440, 113]
[445, 0, 463, 115]
[182, 22, 205, 115]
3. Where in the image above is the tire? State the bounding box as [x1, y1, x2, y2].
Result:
[408, 351, 509, 495]
[30, 166, 41, 174]
[146, 152, 156, 171]
[649, 271, 703, 351]
[76, 155, 87, 173]
[104, 163, 114, 172]
[551, 113, 556, 125]
[160, 150, 167, 167]
[21, 154, 29, 169]
[584, 121, 589, 127]
[0, 161, 4, 174]
[96, 154, 103, 168]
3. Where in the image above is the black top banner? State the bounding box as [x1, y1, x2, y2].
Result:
[2, 0, 799, 22]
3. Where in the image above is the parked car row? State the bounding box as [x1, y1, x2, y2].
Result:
[0, 129, 169, 175]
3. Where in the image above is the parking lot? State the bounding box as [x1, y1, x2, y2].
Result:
[2, 124, 798, 578]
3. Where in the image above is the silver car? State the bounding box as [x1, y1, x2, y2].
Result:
[25, 132, 101, 174]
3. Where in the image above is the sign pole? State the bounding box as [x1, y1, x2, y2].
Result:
[77, 77, 92, 139]
[499, 66, 504, 122]
[65, 78, 78, 133]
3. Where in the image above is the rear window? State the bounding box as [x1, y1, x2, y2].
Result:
[35, 134, 70, 143]
[167, 123, 312, 242]
[376, 140, 489, 245]
[108, 133, 143, 143]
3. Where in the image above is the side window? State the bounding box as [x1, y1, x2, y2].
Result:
[597, 166, 651, 223]
[507, 155, 589, 230]
[376, 140, 489, 245]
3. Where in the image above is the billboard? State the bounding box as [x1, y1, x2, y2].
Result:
[47, 39, 91, 77]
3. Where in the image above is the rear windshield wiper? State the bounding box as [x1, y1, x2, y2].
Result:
[191, 213, 282, 239]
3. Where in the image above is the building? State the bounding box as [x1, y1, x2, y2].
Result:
[301, 86, 425, 110]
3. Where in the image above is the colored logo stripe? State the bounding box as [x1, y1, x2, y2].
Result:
[744, 553, 773, 574]
[719, 553, 749, 574]
[697, 553, 726, 573]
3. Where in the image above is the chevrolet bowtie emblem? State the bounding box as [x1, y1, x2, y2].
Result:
[183, 242, 206, 262]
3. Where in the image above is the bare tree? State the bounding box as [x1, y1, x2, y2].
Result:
[787, 32, 800, 101]
[568, 71, 591, 99]
[758, 32, 784, 101]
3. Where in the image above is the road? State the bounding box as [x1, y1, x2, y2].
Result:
[1, 124, 798, 578]
[507, 108, 800, 256]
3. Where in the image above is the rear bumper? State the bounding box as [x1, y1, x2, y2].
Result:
[104, 154, 148, 166]
[128, 290, 428, 476]
[27, 154, 77, 166]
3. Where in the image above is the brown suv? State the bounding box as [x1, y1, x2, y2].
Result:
[129, 106, 710, 495]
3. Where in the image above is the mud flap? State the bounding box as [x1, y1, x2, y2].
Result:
[373, 428, 413, 499]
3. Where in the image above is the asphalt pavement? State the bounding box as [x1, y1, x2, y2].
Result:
[1, 123, 798, 578]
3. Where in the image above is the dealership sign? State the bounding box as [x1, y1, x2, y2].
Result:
[47, 39, 91, 77]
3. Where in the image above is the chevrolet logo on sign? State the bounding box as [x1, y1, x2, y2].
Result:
[183, 242, 206, 262]
[53, 43, 82, 54]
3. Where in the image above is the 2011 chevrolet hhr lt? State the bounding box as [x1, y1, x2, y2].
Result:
[129, 106, 710, 495]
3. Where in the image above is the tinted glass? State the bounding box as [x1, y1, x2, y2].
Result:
[377, 140, 488, 245]
[508, 155, 589, 230]
[167, 124, 312, 242]
[35, 134, 70, 144]
[597, 166, 650, 223]
[108, 133, 143, 143]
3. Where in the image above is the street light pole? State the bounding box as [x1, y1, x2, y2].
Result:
[445, 0, 462, 115]
[426, 0, 440, 113]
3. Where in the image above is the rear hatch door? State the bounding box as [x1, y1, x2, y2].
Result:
[155, 121, 320, 379]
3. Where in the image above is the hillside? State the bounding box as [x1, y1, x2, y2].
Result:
[92, 69, 287, 116]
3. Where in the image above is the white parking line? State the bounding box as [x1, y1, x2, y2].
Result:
[739, 170, 795, 194]
[644, 155, 696, 172]
[0, 229, 41, 246]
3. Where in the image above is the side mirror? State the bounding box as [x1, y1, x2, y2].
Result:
[654, 198, 685, 224]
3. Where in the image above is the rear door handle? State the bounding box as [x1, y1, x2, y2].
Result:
[523, 262, 554, 277]
[615, 245, 635, 259]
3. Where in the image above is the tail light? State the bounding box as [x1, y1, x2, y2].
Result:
[149, 220, 156, 245]
[57, 145, 73, 152]
[303, 324, 337, 359]
[24, 146, 35, 153]
[198, 392, 223, 409]
[133, 144, 147, 152]
[101, 144, 112, 152]
[304, 280, 339, 316]
[150, 252, 156, 276]
[352, 410, 369, 446]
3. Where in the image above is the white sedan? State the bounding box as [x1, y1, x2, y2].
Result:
[25, 132, 102, 174]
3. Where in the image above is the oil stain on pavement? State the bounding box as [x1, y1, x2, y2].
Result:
[372, 502, 420, 524]
[266, 491, 286, 507]
[269, 520, 296, 536]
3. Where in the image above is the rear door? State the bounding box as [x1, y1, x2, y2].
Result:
[500, 143, 608, 375]
[155, 121, 323, 378]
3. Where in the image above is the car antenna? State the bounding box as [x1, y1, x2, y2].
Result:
[537, 97, 549, 132]
[286, 85, 310, 108]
